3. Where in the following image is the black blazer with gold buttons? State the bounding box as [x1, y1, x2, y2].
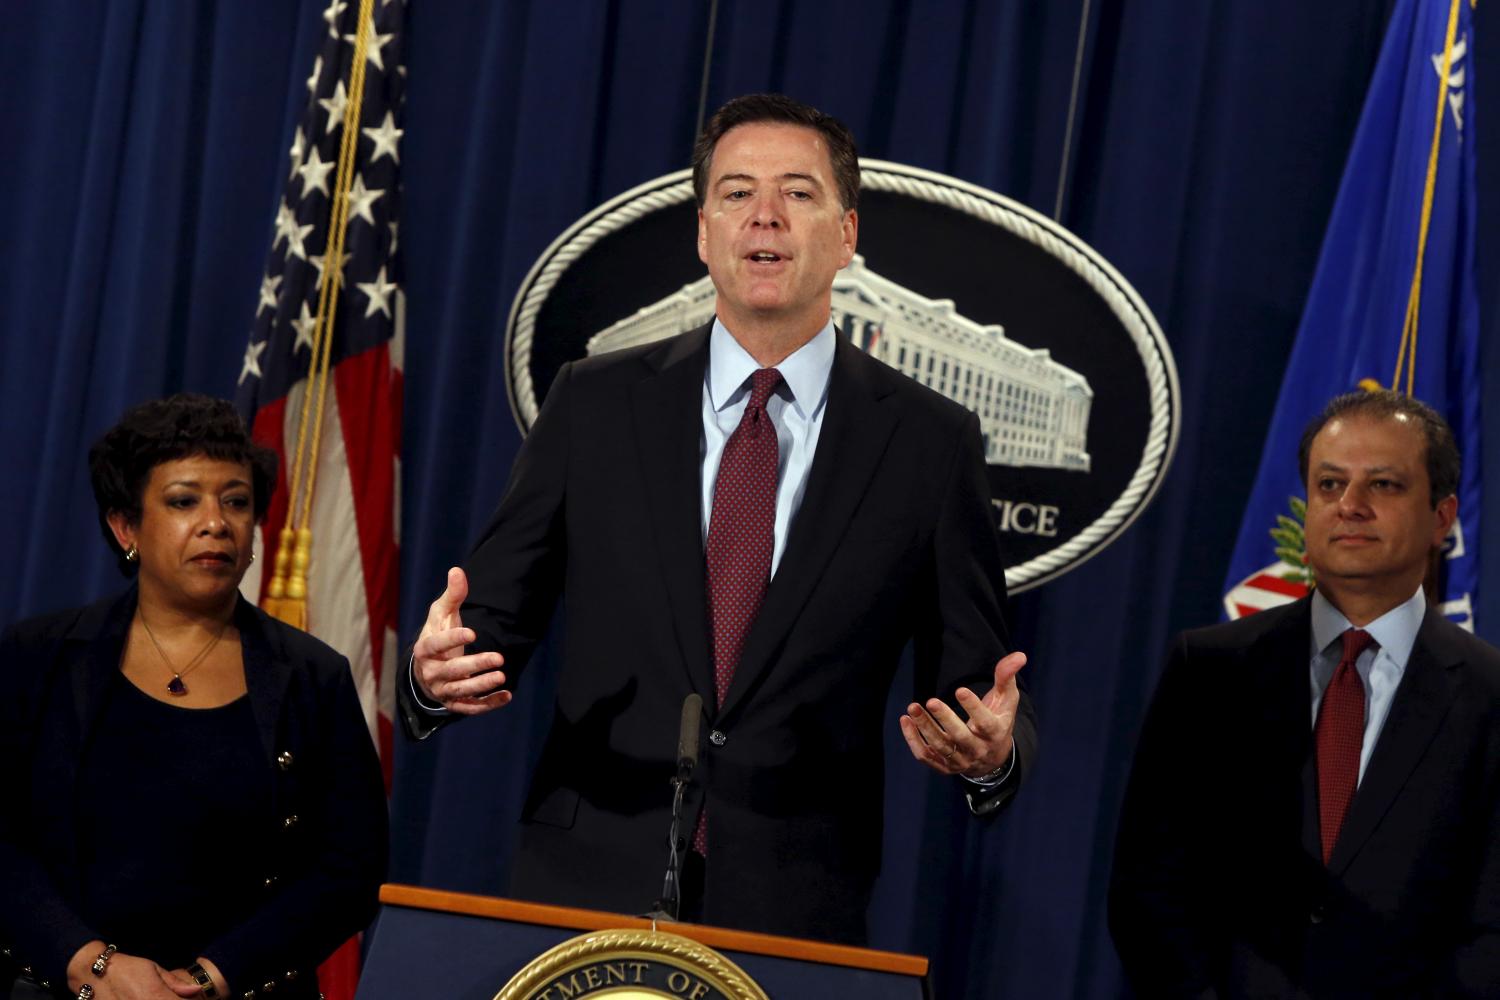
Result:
[0, 588, 388, 997]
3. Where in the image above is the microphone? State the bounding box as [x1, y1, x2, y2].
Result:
[649, 693, 704, 922]
[677, 693, 703, 781]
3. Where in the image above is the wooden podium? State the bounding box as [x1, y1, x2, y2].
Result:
[359, 884, 931, 999]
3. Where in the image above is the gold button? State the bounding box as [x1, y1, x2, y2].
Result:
[276, 751, 294, 770]
[264, 875, 278, 889]
[242, 991, 256, 999]
[262, 982, 276, 992]
[283, 814, 299, 829]
[284, 970, 298, 981]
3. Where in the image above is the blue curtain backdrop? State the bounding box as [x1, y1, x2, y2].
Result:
[2, 2, 1497, 997]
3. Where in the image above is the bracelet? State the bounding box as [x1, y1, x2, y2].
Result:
[90, 943, 117, 976]
[187, 962, 220, 999]
[77, 986, 94, 1000]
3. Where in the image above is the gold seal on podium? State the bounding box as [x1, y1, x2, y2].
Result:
[495, 928, 770, 1000]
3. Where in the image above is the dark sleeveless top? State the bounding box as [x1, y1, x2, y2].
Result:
[73, 674, 272, 968]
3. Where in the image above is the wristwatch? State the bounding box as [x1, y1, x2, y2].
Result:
[187, 962, 220, 999]
[967, 744, 1016, 785]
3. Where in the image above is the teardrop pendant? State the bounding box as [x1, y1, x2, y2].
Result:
[167, 675, 187, 696]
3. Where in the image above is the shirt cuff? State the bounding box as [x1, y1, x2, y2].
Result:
[409, 653, 451, 715]
[962, 741, 1017, 788]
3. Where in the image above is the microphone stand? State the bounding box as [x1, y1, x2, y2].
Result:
[656, 764, 691, 920]
[646, 693, 703, 922]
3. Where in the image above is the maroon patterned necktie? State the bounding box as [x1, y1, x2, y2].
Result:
[694, 367, 782, 856]
[1315, 628, 1376, 864]
[705, 367, 784, 707]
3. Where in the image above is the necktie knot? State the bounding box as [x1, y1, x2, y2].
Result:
[747, 368, 783, 413]
[1340, 628, 1377, 665]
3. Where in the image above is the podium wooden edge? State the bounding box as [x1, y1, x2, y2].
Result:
[379, 883, 929, 978]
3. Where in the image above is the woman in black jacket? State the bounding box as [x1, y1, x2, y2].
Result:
[1, 394, 387, 1000]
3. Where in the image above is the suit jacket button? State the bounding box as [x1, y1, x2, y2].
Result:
[283, 814, 299, 830]
[276, 751, 294, 771]
[709, 730, 727, 746]
[262, 981, 276, 992]
[285, 970, 298, 981]
[1309, 904, 1326, 924]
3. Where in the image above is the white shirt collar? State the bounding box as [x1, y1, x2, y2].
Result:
[707, 318, 836, 420]
[1310, 585, 1426, 665]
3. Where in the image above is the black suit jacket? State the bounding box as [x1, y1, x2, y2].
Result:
[1109, 596, 1500, 998]
[399, 324, 1037, 943]
[0, 589, 388, 998]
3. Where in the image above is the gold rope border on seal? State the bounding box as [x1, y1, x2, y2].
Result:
[1392, 0, 1466, 397]
[493, 929, 770, 1000]
[264, 0, 377, 628]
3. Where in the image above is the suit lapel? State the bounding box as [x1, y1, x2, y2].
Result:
[720, 336, 899, 718]
[240, 598, 294, 764]
[630, 325, 715, 697]
[1328, 608, 1462, 874]
[67, 589, 136, 739]
[51, 592, 133, 892]
[1236, 600, 1323, 858]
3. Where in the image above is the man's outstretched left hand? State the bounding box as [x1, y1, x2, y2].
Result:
[899, 651, 1025, 779]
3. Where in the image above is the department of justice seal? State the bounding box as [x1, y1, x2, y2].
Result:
[494, 929, 769, 1000]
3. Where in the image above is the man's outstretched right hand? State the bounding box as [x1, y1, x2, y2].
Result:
[412, 566, 513, 715]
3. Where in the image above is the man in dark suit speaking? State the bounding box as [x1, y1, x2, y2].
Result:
[1110, 390, 1500, 997]
[398, 94, 1037, 944]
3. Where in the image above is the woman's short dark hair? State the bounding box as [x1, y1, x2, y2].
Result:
[691, 93, 861, 212]
[88, 393, 279, 575]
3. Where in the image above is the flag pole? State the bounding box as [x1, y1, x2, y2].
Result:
[1393, 0, 1462, 396]
[265, 0, 378, 628]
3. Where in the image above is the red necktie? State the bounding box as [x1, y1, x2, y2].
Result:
[705, 367, 783, 706]
[694, 367, 782, 855]
[1315, 628, 1376, 864]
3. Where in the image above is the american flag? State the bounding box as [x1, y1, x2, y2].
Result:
[235, 0, 403, 993]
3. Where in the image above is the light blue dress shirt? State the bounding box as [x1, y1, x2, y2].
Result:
[1309, 586, 1426, 785]
[701, 318, 834, 574]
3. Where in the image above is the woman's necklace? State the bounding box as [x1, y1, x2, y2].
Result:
[137, 609, 231, 696]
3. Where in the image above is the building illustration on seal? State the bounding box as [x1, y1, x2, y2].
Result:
[586, 254, 1093, 471]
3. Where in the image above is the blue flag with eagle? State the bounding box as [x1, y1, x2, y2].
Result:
[1222, 0, 1481, 629]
